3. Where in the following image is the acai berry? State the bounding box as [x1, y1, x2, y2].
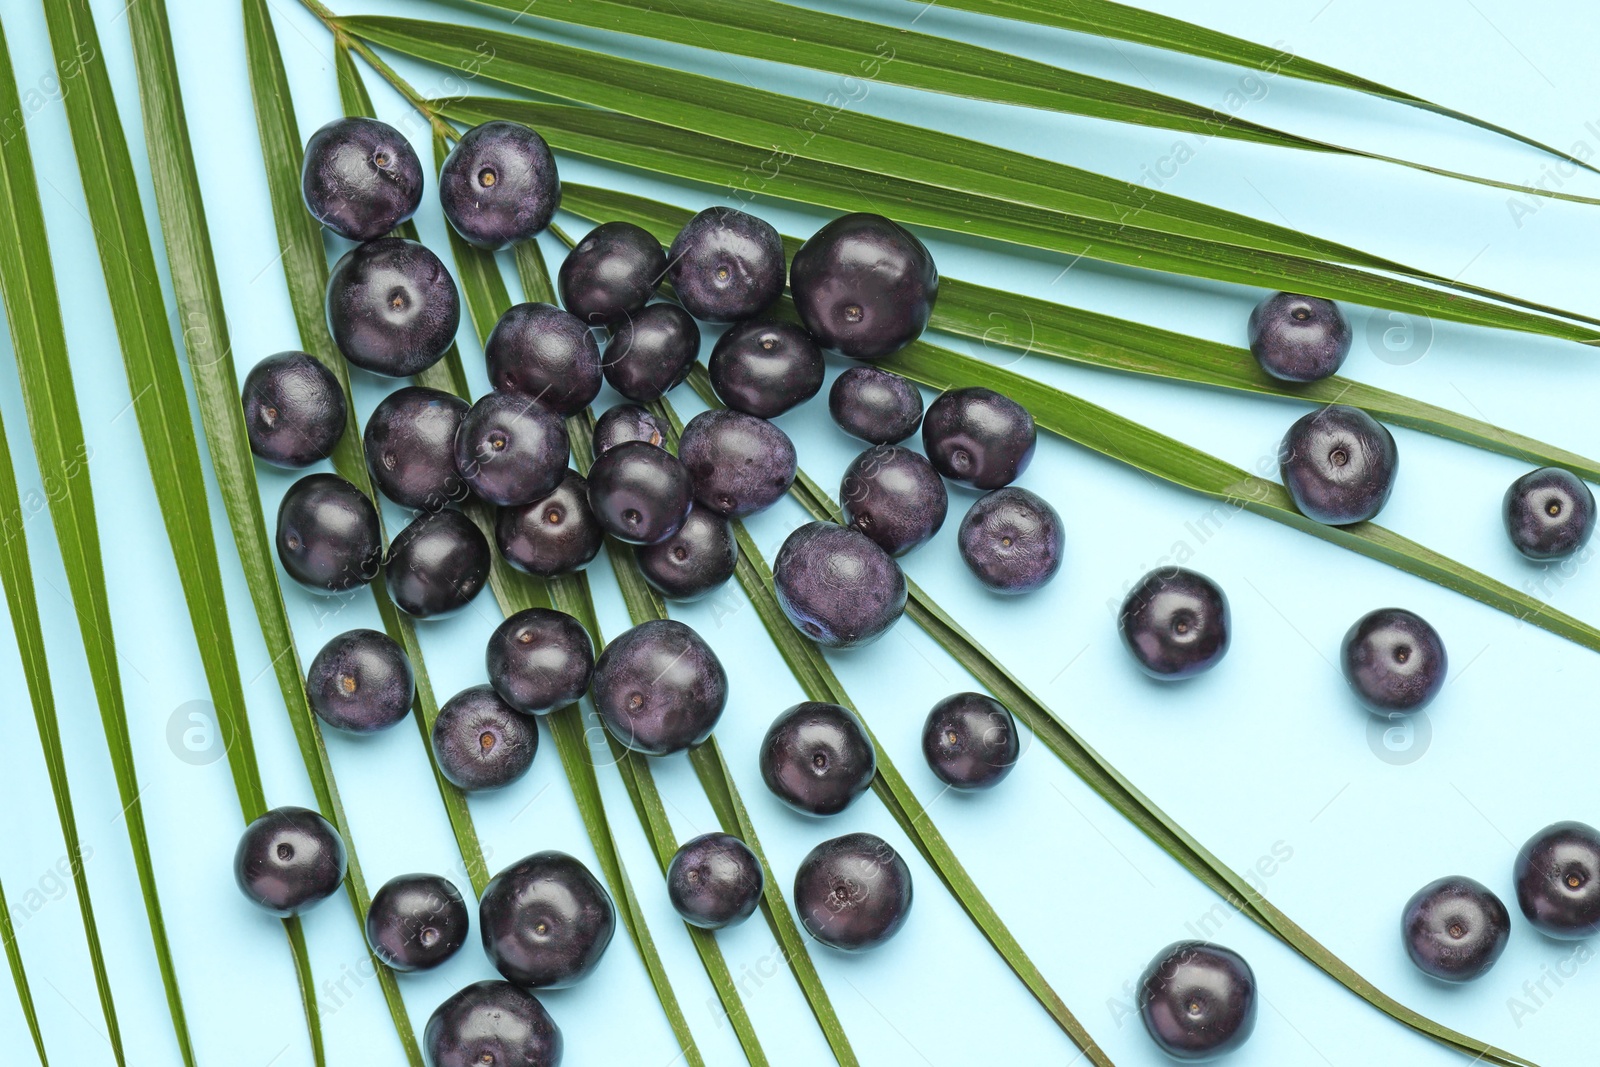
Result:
[957, 487, 1062, 594]
[438, 120, 560, 250]
[480, 851, 615, 988]
[773, 522, 906, 648]
[1401, 876, 1510, 982]
[709, 319, 824, 418]
[454, 391, 569, 507]
[667, 206, 785, 322]
[759, 701, 876, 817]
[790, 213, 937, 359]
[424, 981, 562, 1067]
[484, 302, 602, 417]
[591, 619, 727, 755]
[636, 507, 738, 601]
[793, 833, 912, 952]
[922, 387, 1036, 489]
[1514, 820, 1600, 939]
[1138, 941, 1257, 1060]
[593, 403, 666, 454]
[558, 221, 665, 326]
[326, 237, 460, 377]
[666, 832, 764, 930]
[384, 509, 490, 619]
[1503, 467, 1595, 561]
[1279, 404, 1397, 525]
[1247, 292, 1351, 383]
[1118, 568, 1230, 680]
[496, 470, 603, 576]
[486, 608, 594, 715]
[234, 806, 347, 917]
[922, 693, 1019, 791]
[276, 473, 381, 594]
[586, 440, 693, 545]
[829, 366, 923, 445]
[603, 303, 700, 402]
[367, 873, 470, 972]
[840, 445, 947, 556]
[678, 409, 796, 519]
[363, 386, 468, 510]
[1340, 608, 1446, 715]
[306, 628, 414, 734]
[241, 351, 346, 468]
[301, 116, 422, 241]
[431, 685, 537, 792]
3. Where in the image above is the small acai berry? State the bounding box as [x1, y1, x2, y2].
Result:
[1138, 941, 1257, 1060]
[234, 805, 347, 917]
[591, 619, 727, 755]
[790, 213, 937, 359]
[484, 302, 602, 417]
[306, 628, 414, 734]
[424, 981, 563, 1067]
[326, 237, 460, 377]
[829, 365, 923, 444]
[922, 693, 1019, 791]
[678, 409, 796, 519]
[773, 522, 906, 648]
[363, 386, 468, 510]
[366, 873, 469, 972]
[666, 206, 785, 322]
[438, 120, 560, 250]
[793, 833, 912, 952]
[635, 507, 738, 601]
[666, 832, 764, 930]
[603, 303, 700, 402]
[1401, 876, 1510, 982]
[759, 701, 876, 817]
[1514, 820, 1600, 939]
[486, 608, 594, 715]
[922, 387, 1037, 489]
[1247, 292, 1351, 383]
[453, 391, 569, 507]
[840, 445, 947, 556]
[276, 473, 382, 594]
[585, 440, 693, 545]
[593, 403, 666, 454]
[708, 318, 824, 418]
[496, 470, 603, 577]
[958, 487, 1063, 594]
[1503, 467, 1595, 561]
[1340, 608, 1446, 715]
[558, 221, 666, 326]
[301, 116, 422, 241]
[241, 351, 346, 468]
[479, 851, 616, 988]
[431, 685, 537, 792]
[1118, 568, 1230, 680]
[1279, 404, 1398, 525]
[384, 509, 490, 619]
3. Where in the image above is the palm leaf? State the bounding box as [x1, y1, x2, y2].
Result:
[0, 877, 44, 1064]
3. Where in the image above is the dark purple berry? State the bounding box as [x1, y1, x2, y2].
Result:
[773, 522, 906, 648]
[592, 619, 727, 755]
[677, 409, 796, 519]
[958, 487, 1062, 594]
[593, 403, 666, 454]
[922, 387, 1036, 490]
[708, 318, 824, 418]
[306, 628, 414, 734]
[1279, 404, 1398, 525]
[366, 873, 469, 972]
[829, 366, 922, 444]
[496, 470, 602, 576]
[1248, 292, 1351, 383]
[438, 120, 560, 250]
[234, 806, 347, 917]
[1514, 821, 1600, 939]
[790, 213, 937, 359]
[602, 303, 700, 402]
[922, 693, 1018, 791]
[276, 473, 381, 594]
[1341, 608, 1445, 715]
[326, 238, 460, 377]
[484, 302, 602, 417]
[840, 445, 947, 556]
[424, 981, 562, 1067]
[301, 117, 422, 241]
[486, 608, 594, 715]
[384, 509, 490, 619]
[1118, 568, 1230, 680]
[759, 701, 875, 817]
[666, 833, 763, 930]
[241, 351, 346, 468]
[479, 851, 615, 988]
[793, 833, 912, 952]
[363, 386, 468, 510]
[666, 206, 784, 322]
[431, 685, 537, 792]
[453, 391, 569, 507]
[1401, 876, 1509, 982]
[558, 221, 665, 326]
[1503, 467, 1595, 561]
[635, 507, 737, 601]
[1139, 941, 1257, 1060]
[585, 440, 693, 545]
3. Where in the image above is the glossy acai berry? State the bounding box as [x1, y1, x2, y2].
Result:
[922, 693, 1019, 791]
[384, 509, 490, 619]
[666, 206, 785, 322]
[425, 981, 562, 1067]
[366, 873, 470, 972]
[603, 303, 700, 402]
[793, 833, 912, 952]
[496, 470, 603, 577]
[234, 806, 347, 917]
[829, 366, 923, 445]
[636, 507, 738, 601]
[1118, 568, 1230, 680]
[438, 120, 560, 250]
[922, 387, 1036, 490]
[790, 213, 937, 360]
[453, 391, 569, 507]
[241, 351, 346, 468]
[363, 386, 468, 510]
[306, 628, 414, 734]
[840, 445, 947, 556]
[708, 318, 824, 419]
[1401, 876, 1510, 982]
[677, 410, 796, 519]
[591, 619, 727, 755]
[759, 701, 876, 817]
[1340, 608, 1446, 715]
[773, 522, 906, 648]
[480, 851, 616, 988]
[1503, 467, 1596, 561]
[431, 685, 537, 792]
[1279, 404, 1398, 525]
[1247, 292, 1351, 383]
[1514, 821, 1600, 939]
[1139, 941, 1257, 1061]
[666, 833, 764, 930]
[593, 403, 666, 454]
[585, 440, 693, 545]
[485, 608, 594, 715]
[301, 116, 422, 241]
[276, 473, 382, 594]
[958, 487, 1063, 594]
[326, 238, 460, 377]
[484, 302, 602, 417]
[558, 221, 666, 326]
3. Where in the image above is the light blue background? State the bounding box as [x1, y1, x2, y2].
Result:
[0, 0, 1596, 1064]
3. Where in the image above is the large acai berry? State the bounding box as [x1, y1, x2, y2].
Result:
[829, 366, 923, 445]
[585, 440, 693, 545]
[922, 693, 1019, 791]
[453, 391, 569, 507]
[1138, 941, 1257, 1060]
[958, 487, 1062, 594]
[1340, 608, 1446, 715]
[363, 386, 468, 510]
[773, 522, 906, 648]
[1118, 568, 1230, 680]
[306, 628, 414, 734]
[793, 833, 913, 952]
[301, 116, 422, 241]
[326, 237, 460, 377]
[558, 221, 665, 326]
[677, 409, 796, 519]
[759, 701, 876, 817]
[593, 403, 666, 454]
[1279, 404, 1398, 525]
[1247, 292, 1351, 383]
[591, 619, 727, 755]
[496, 470, 603, 577]
[479, 851, 616, 988]
[484, 302, 602, 417]
[708, 319, 824, 419]
[438, 120, 560, 250]
[424, 981, 562, 1067]
[840, 445, 947, 556]
[431, 685, 537, 792]
[1514, 821, 1600, 939]
[1401, 876, 1510, 982]
[485, 608, 594, 715]
[666, 833, 764, 930]
[241, 351, 346, 468]
[384, 509, 490, 619]
[603, 303, 700, 402]
[1503, 467, 1596, 561]
[635, 507, 738, 602]
[790, 213, 937, 360]
[276, 473, 382, 594]
[367, 873, 470, 972]
[666, 206, 785, 322]
[234, 806, 347, 917]
[922, 387, 1036, 490]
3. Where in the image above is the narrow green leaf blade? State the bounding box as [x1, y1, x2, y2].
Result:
[0, 876, 45, 1065]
